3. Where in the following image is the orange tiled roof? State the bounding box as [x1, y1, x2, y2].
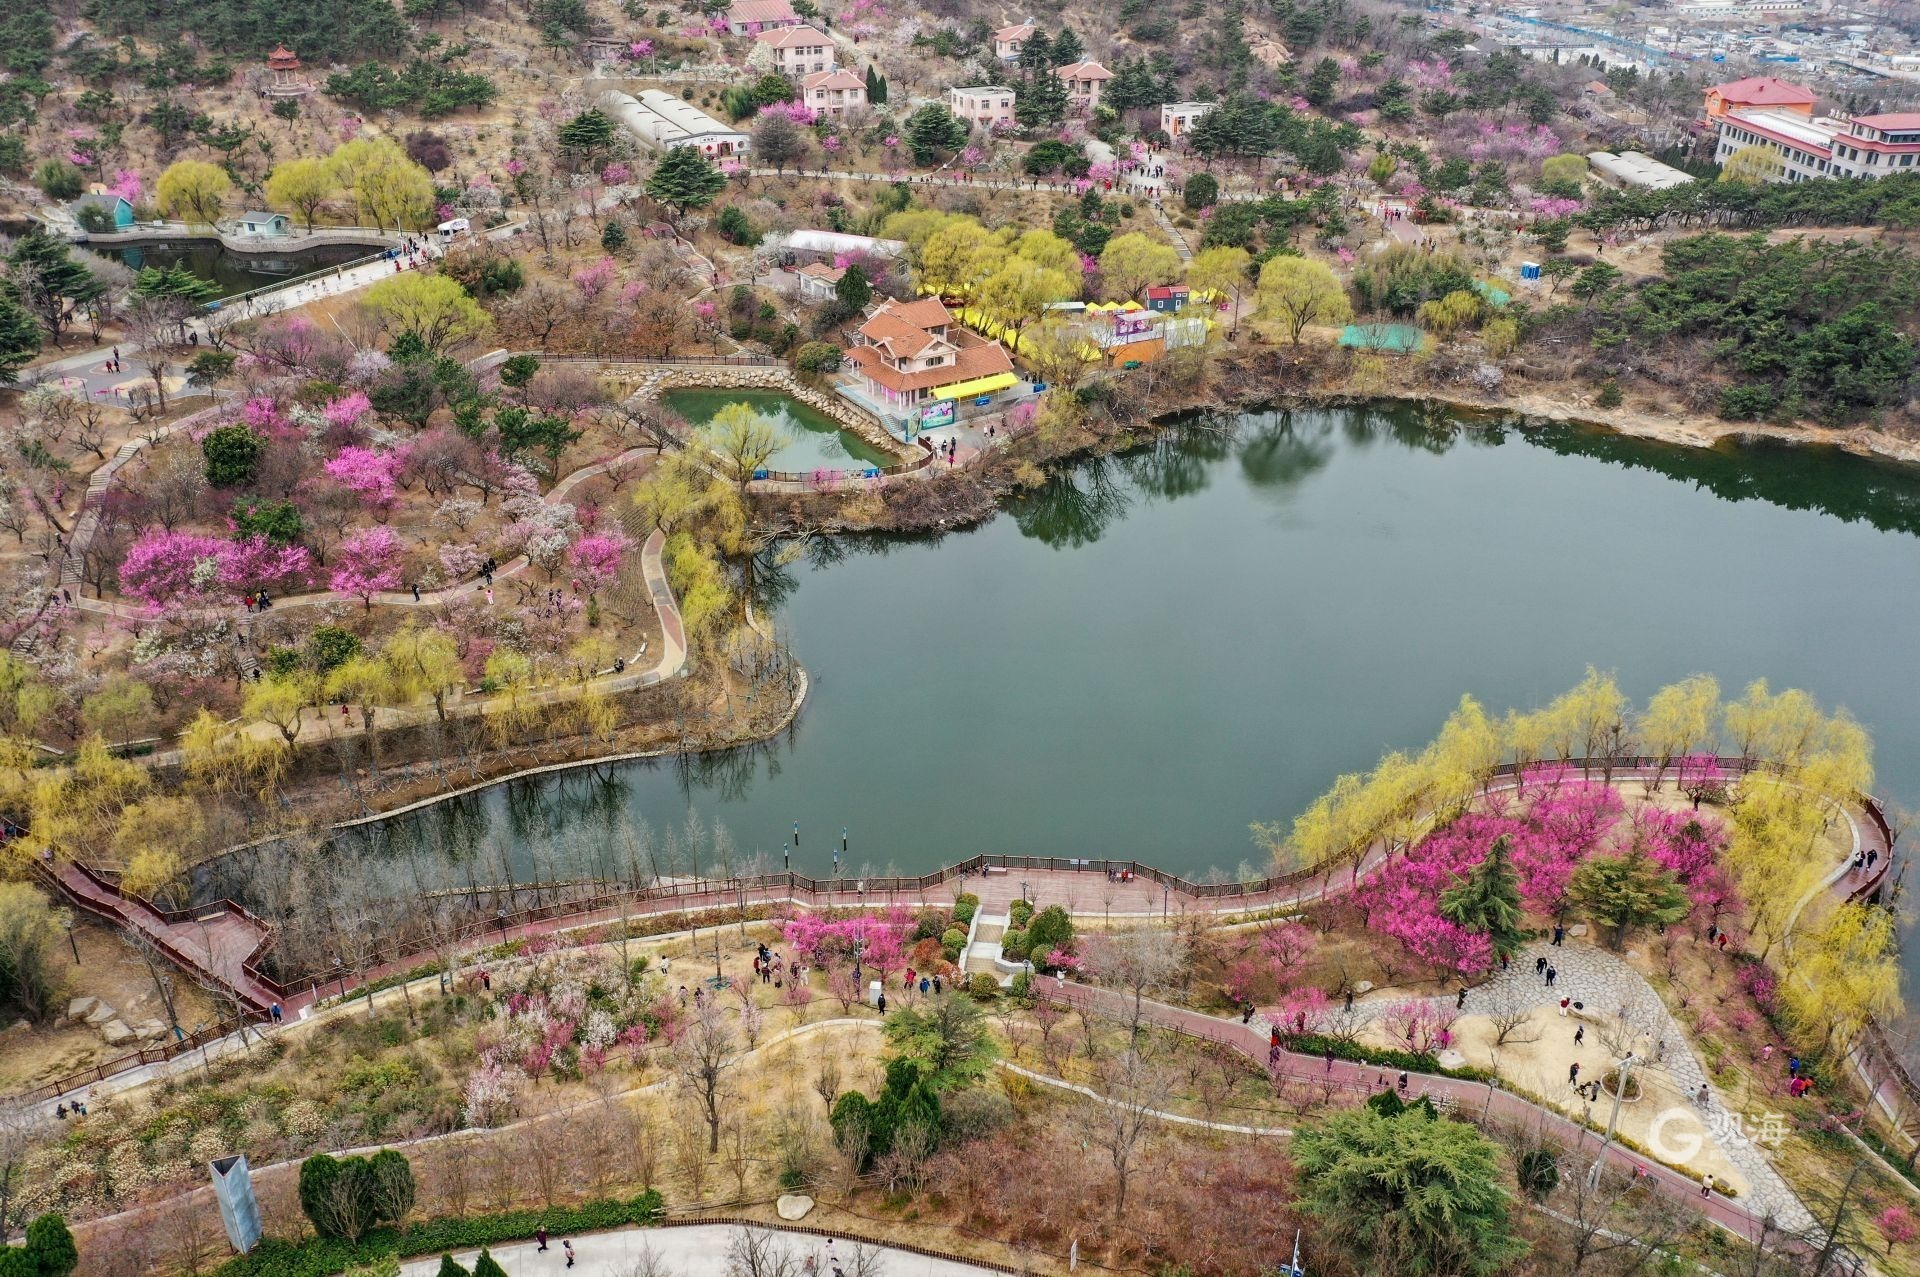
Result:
[804, 68, 866, 90]
[858, 310, 940, 358]
[756, 24, 829, 47]
[887, 297, 954, 327]
[1055, 60, 1113, 81]
[1709, 76, 1815, 106]
[844, 332, 1013, 393]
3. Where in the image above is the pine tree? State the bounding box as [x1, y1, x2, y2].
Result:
[0, 286, 40, 386]
[1051, 27, 1084, 64]
[1016, 29, 1054, 73]
[1438, 836, 1526, 961]
[1567, 847, 1690, 951]
[645, 147, 726, 218]
[472, 1249, 509, 1277]
[437, 1257, 472, 1277]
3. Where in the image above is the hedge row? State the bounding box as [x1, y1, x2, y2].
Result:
[1280, 1033, 1497, 1084]
[214, 1191, 666, 1277]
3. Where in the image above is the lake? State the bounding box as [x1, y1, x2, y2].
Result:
[664, 389, 895, 473]
[209, 403, 1920, 908]
[85, 238, 375, 299]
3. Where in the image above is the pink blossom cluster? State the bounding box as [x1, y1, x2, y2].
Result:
[602, 161, 632, 185]
[1467, 123, 1562, 164]
[1407, 59, 1454, 89]
[323, 446, 402, 510]
[566, 531, 631, 590]
[781, 907, 910, 977]
[322, 391, 373, 430]
[1355, 765, 1733, 975]
[1529, 196, 1583, 218]
[108, 169, 143, 203]
[119, 531, 312, 611]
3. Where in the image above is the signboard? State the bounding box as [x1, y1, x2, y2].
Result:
[919, 399, 956, 429]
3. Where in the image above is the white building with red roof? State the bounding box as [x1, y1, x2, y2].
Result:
[993, 21, 1036, 61]
[1056, 60, 1113, 112]
[1713, 107, 1920, 182]
[801, 68, 868, 116]
[755, 24, 836, 76]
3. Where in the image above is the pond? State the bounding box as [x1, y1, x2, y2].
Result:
[664, 388, 895, 473]
[204, 404, 1920, 937]
[84, 238, 376, 300]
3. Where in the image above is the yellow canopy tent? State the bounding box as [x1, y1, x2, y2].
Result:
[931, 371, 1021, 400]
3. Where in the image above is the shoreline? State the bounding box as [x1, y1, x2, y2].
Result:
[187, 370, 1920, 848]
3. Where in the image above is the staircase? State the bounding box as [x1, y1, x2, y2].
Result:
[1152, 200, 1194, 263]
[961, 913, 1016, 983]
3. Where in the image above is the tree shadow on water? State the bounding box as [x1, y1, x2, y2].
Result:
[1010, 456, 1133, 549]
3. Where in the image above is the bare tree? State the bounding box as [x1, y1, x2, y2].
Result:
[124, 296, 192, 412]
[1487, 983, 1543, 1048]
[725, 1226, 803, 1277]
[1088, 1044, 1169, 1219]
[671, 999, 740, 1153]
[0, 1102, 48, 1241]
[1084, 926, 1185, 1044]
[120, 928, 182, 1036]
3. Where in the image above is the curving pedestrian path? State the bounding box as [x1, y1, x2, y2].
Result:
[1266, 939, 1814, 1230]
[1042, 979, 1820, 1250]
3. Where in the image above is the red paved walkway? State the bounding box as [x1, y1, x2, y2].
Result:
[1041, 980, 1813, 1251]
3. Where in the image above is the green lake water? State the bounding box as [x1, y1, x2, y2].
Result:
[207, 404, 1920, 977]
[84, 238, 374, 299]
[664, 389, 893, 473]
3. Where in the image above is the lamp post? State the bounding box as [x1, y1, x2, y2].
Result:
[63, 914, 78, 964]
[332, 957, 346, 1004]
[495, 908, 508, 944]
[1588, 1053, 1637, 1192]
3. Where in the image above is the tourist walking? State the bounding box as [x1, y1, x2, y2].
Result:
[1325, 1047, 1335, 1072]
[1700, 1173, 1714, 1198]
[1568, 1062, 1580, 1085]
[1456, 986, 1467, 1010]
[536, 1228, 548, 1252]
[1535, 955, 1548, 976]
[564, 1239, 575, 1268]
[1545, 965, 1557, 988]
[1552, 924, 1564, 946]
[1574, 1024, 1584, 1046]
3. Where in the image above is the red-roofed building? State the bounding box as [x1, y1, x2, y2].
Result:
[994, 21, 1036, 61]
[1056, 60, 1114, 113]
[802, 68, 868, 116]
[839, 298, 1018, 432]
[756, 25, 835, 75]
[726, 0, 802, 36]
[1712, 106, 1920, 181]
[1704, 76, 1816, 121]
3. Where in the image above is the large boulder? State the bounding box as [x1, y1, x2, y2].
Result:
[66, 997, 99, 1023]
[775, 1195, 815, 1221]
[100, 1020, 136, 1047]
[85, 1002, 118, 1027]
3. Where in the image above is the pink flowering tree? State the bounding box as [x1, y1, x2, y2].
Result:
[566, 531, 631, 591]
[439, 541, 485, 581]
[324, 446, 402, 512]
[573, 257, 617, 302]
[118, 531, 311, 611]
[330, 525, 405, 609]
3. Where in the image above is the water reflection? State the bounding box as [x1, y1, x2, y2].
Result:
[190, 402, 1920, 916]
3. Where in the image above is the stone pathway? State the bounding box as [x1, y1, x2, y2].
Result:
[1262, 939, 1815, 1232]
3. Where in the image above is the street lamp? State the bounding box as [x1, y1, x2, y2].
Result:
[332, 957, 346, 1004]
[1588, 1053, 1637, 1191]
[495, 908, 508, 944]
[62, 914, 78, 965]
